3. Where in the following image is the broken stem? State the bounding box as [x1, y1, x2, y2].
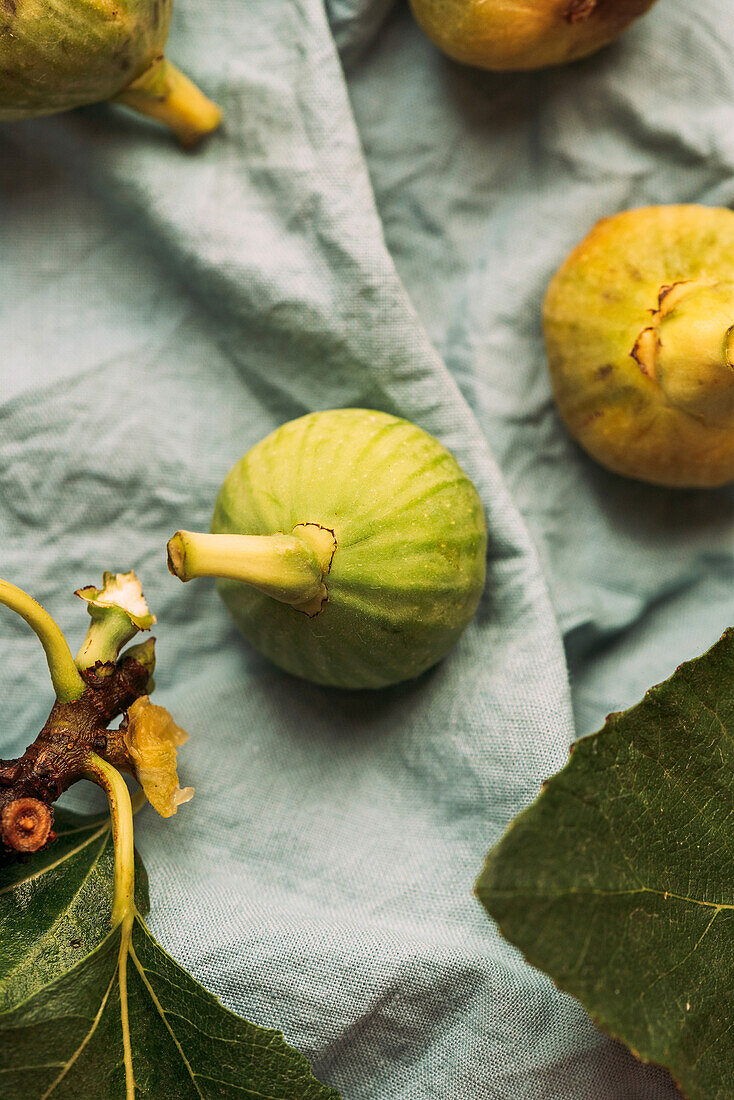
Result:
[0, 579, 86, 703]
[76, 607, 141, 671]
[75, 572, 155, 671]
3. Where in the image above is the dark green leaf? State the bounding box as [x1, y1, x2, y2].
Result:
[0, 809, 340, 1100]
[477, 628, 734, 1100]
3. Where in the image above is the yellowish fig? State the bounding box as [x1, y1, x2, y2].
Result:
[0, 0, 221, 145]
[544, 205, 734, 488]
[409, 0, 659, 71]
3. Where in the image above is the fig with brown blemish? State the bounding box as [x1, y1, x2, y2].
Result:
[544, 205, 734, 488]
[408, 0, 660, 71]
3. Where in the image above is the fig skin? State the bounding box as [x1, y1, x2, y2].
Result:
[0, 0, 172, 117]
[543, 205, 734, 489]
[409, 0, 659, 71]
[0, 0, 221, 144]
[169, 409, 487, 690]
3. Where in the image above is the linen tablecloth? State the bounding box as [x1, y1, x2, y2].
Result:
[2, 0, 732, 1095]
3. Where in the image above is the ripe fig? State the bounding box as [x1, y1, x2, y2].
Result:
[543, 205, 734, 488]
[168, 409, 487, 689]
[0, 0, 221, 145]
[409, 0, 659, 71]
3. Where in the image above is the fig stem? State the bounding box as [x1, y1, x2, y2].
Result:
[75, 607, 141, 671]
[113, 57, 222, 147]
[632, 281, 734, 425]
[84, 753, 135, 928]
[0, 579, 86, 703]
[167, 529, 335, 614]
[84, 752, 137, 1098]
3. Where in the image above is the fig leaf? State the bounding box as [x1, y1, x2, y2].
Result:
[477, 628, 734, 1100]
[0, 809, 339, 1100]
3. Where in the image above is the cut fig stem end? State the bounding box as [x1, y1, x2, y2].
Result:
[1, 797, 53, 853]
[113, 57, 222, 147]
[630, 281, 734, 425]
[167, 528, 336, 614]
[74, 571, 156, 672]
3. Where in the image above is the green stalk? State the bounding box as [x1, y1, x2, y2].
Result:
[75, 607, 141, 671]
[113, 57, 222, 147]
[0, 579, 85, 703]
[167, 527, 336, 614]
[84, 753, 135, 927]
[84, 752, 136, 1099]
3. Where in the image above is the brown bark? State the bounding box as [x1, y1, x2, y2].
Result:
[0, 649, 152, 858]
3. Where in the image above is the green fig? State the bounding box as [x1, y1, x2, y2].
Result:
[409, 0, 659, 71]
[167, 409, 487, 689]
[0, 0, 221, 145]
[544, 205, 734, 488]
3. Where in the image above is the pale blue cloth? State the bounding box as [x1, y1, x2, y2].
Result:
[1, 0, 730, 1095]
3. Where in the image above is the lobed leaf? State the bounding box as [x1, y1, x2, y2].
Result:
[477, 629, 734, 1100]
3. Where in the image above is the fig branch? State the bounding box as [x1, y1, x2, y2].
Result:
[0, 640, 153, 858]
[0, 571, 189, 861]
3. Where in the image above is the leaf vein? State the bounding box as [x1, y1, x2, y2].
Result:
[130, 934, 205, 1099]
[39, 947, 119, 1100]
[0, 823, 108, 897]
